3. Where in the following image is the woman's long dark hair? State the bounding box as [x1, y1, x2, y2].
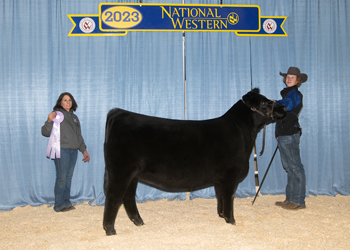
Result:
[53, 92, 78, 111]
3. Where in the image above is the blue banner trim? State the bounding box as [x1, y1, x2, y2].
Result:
[236, 17, 287, 36]
[68, 15, 127, 36]
[68, 4, 287, 37]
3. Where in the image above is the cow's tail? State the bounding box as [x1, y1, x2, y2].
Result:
[104, 109, 117, 143]
[104, 109, 119, 195]
[103, 113, 109, 194]
[105, 112, 111, 143]
[103, 168, 109, 195]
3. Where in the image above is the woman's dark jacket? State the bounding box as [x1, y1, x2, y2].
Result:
[275, 86, 303, 137]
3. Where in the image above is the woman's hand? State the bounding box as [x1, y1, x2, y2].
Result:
[82, 151, 90, 162]
[47, 112, 57, 122]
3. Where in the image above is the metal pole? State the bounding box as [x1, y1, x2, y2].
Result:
[252, 145, 278, 205]
[182, 2, 186, 120]
[253, 144, 259, 187]
[249, 37, 260, 189]
[183, 31, 187, 120]
[182, 0, 190, 200]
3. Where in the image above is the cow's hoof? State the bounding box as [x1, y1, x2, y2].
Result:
[132, 218, 145, 226]
[225, 218, 236, 225]
[105, 229, 117, 236]
[218, 213, 224, 218]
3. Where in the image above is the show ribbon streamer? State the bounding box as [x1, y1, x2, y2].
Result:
[46, 111, 64, 159]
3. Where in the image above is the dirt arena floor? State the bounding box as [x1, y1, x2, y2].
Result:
[1, 194, 349, 250]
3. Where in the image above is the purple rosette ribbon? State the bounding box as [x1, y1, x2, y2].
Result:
[46, 111, 64, 159]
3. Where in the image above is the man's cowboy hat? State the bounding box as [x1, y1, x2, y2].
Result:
[280, 67, 308, 83]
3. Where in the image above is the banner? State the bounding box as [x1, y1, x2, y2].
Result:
[68, 3, 287, 37]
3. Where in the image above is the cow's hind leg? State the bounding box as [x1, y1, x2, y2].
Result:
[123, 177, 144, 226]
[103, 185, 121, 236]
[103, 168, 137, 235]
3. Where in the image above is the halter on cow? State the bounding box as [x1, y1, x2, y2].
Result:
[241, 92, 282, 156]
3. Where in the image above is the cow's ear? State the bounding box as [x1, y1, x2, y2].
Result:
[251, 88, 260, 94]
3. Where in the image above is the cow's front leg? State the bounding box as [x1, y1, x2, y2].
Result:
[222, 193, 236, 225]
[214, 183, 224, 218]
[221, 181, 239, 225]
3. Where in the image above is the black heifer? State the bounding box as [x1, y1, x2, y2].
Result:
[103, 88, 286, 235]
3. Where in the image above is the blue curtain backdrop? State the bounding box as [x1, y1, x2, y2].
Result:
[1, 0, 349, 210]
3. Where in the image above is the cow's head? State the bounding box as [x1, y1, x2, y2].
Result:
[242, 88, 286, 122]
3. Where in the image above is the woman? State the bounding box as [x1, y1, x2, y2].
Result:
[42, 92, 90, 212]
[274, 67, 307, 210]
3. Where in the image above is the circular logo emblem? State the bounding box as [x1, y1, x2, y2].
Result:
[263, 19, 277, 34]
[227, 12, 239, 25]
[79, 17, 95, 33]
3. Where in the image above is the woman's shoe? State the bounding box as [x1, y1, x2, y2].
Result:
[282, 203, 306, 210]
[59, 207, 69, 212]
